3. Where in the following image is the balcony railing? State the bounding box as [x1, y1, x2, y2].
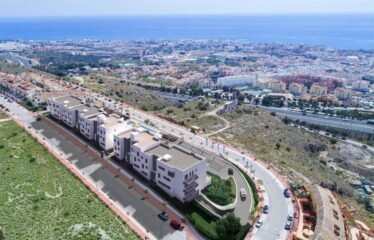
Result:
[184, 174, 198, 185]
[183, 189, 198, 202]
[184, 181, 198, 193]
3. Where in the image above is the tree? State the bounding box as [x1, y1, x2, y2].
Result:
[0, 229, 4, 240]
[216, 214, 241, 240]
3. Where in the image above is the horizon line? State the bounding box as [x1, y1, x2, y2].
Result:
[0, 12, 374, 19]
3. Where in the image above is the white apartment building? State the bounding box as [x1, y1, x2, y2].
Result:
[97, 114, 133, 151]
[268, 81, 287, 92]
[310, 84, 328, 96]
[75, 105, 102, 140]
[114, 128, 209, 203]
[49, 95, 84, 128]
[334, 88, 352, 100]
[216, 75, 256, 87]
[289, 83, 306, 96]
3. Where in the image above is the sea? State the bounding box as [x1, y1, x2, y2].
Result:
[0, 14, 373, 50]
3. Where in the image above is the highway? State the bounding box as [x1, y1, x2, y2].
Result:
[260, 106, 374, 134]
[125, 106, 294, 240]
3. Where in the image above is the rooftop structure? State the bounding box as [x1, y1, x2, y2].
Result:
[53, 95, 83, 108]
[146, 144, 202, 171]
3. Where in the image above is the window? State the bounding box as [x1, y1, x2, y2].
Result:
[159, 166, 165, 171]
[185, 174, 188, 180]
[163, 176, 170, 182]
[158, 181, 170, 189]
[168, 171, 174, 178]
[158, 173, 160, 178]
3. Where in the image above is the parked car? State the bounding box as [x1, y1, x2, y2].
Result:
[287, 214, 293, 221]
[170, 220, 181, 230]
[263, 205, 269, 214]
[158, 211, 169, 221]
[240, 188, 247, 199]
[362, 145, 368, 149]
[283, 189, 290, 198]
[285, 221, 292, 230]
[255, 220, 263, 228]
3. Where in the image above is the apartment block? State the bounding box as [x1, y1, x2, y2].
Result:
[97, 114, 133, 151]
[49, 95, 84, 128]
[76, 105, 102, 140]
[268, 81, 287, 92]
[310, 84, 328, 96]
[114, 127, 209, 203]
[334, 88, 352, 100]
[289, 83, 306, 96]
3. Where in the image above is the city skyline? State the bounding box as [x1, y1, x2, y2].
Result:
[0, 0, 374, 18]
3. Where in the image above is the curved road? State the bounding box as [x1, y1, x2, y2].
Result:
[125, 106, 294, 240]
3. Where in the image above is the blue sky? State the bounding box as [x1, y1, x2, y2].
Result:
[0, 0, 373, 17]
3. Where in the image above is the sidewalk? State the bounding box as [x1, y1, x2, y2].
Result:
[39, 115, 201, 240]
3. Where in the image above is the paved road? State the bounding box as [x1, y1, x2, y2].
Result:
[0, 95, 187, 240]
[260, 106, 374, 134]
[179, 141, 252, 225]
[125, 107, 293, 240]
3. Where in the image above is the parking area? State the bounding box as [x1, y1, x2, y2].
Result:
[0, 95, 186, 240]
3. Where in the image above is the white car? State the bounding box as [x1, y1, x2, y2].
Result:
[255, 219, 263, 228]
[240, 188, 246, 198]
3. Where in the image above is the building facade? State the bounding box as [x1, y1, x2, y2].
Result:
[114, 127, 209, 203]
[310, 84, 328, 96]
[49, 95, 84, 128]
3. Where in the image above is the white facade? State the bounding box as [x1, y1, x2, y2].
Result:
[216, 75, 256, 87]
[76, 105, 102, 140]
[334, 88, 352, 100]
[268, 81, 287, 92]
[289, 83, 305, 95]
[97, 114, 133, 151]
[115, 128, 209, 203]
[310, 84, 328, 96]
[49, 95, 84, 128]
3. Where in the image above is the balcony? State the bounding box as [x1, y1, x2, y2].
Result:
[183, 189, 198, 202]
[184, 174, 198, 185]
[184, 181, 198, 193]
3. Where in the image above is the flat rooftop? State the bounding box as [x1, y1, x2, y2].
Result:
[53, 95, 83, 108]
[146, 144, 202, 170]
[71, 104, 101, 117]
[135, 131, 160, 149]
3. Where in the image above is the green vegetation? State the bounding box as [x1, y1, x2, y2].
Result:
[81, 75, 172, 111]
[0, 62, 28, 75]
[0, 121, 139, 240]
[0, 111, 7, 119]
[218, 106, 351, 195]
[202, 172, 236, 206]
[322, 109, 374, 120]
[185, 202, 249, 240]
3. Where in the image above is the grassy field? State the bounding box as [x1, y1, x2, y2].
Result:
[0, 121, 139, 240]
[81, 74, 172, 111]
[202, 172, 236, 206]
[156, 99, 226, 132]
